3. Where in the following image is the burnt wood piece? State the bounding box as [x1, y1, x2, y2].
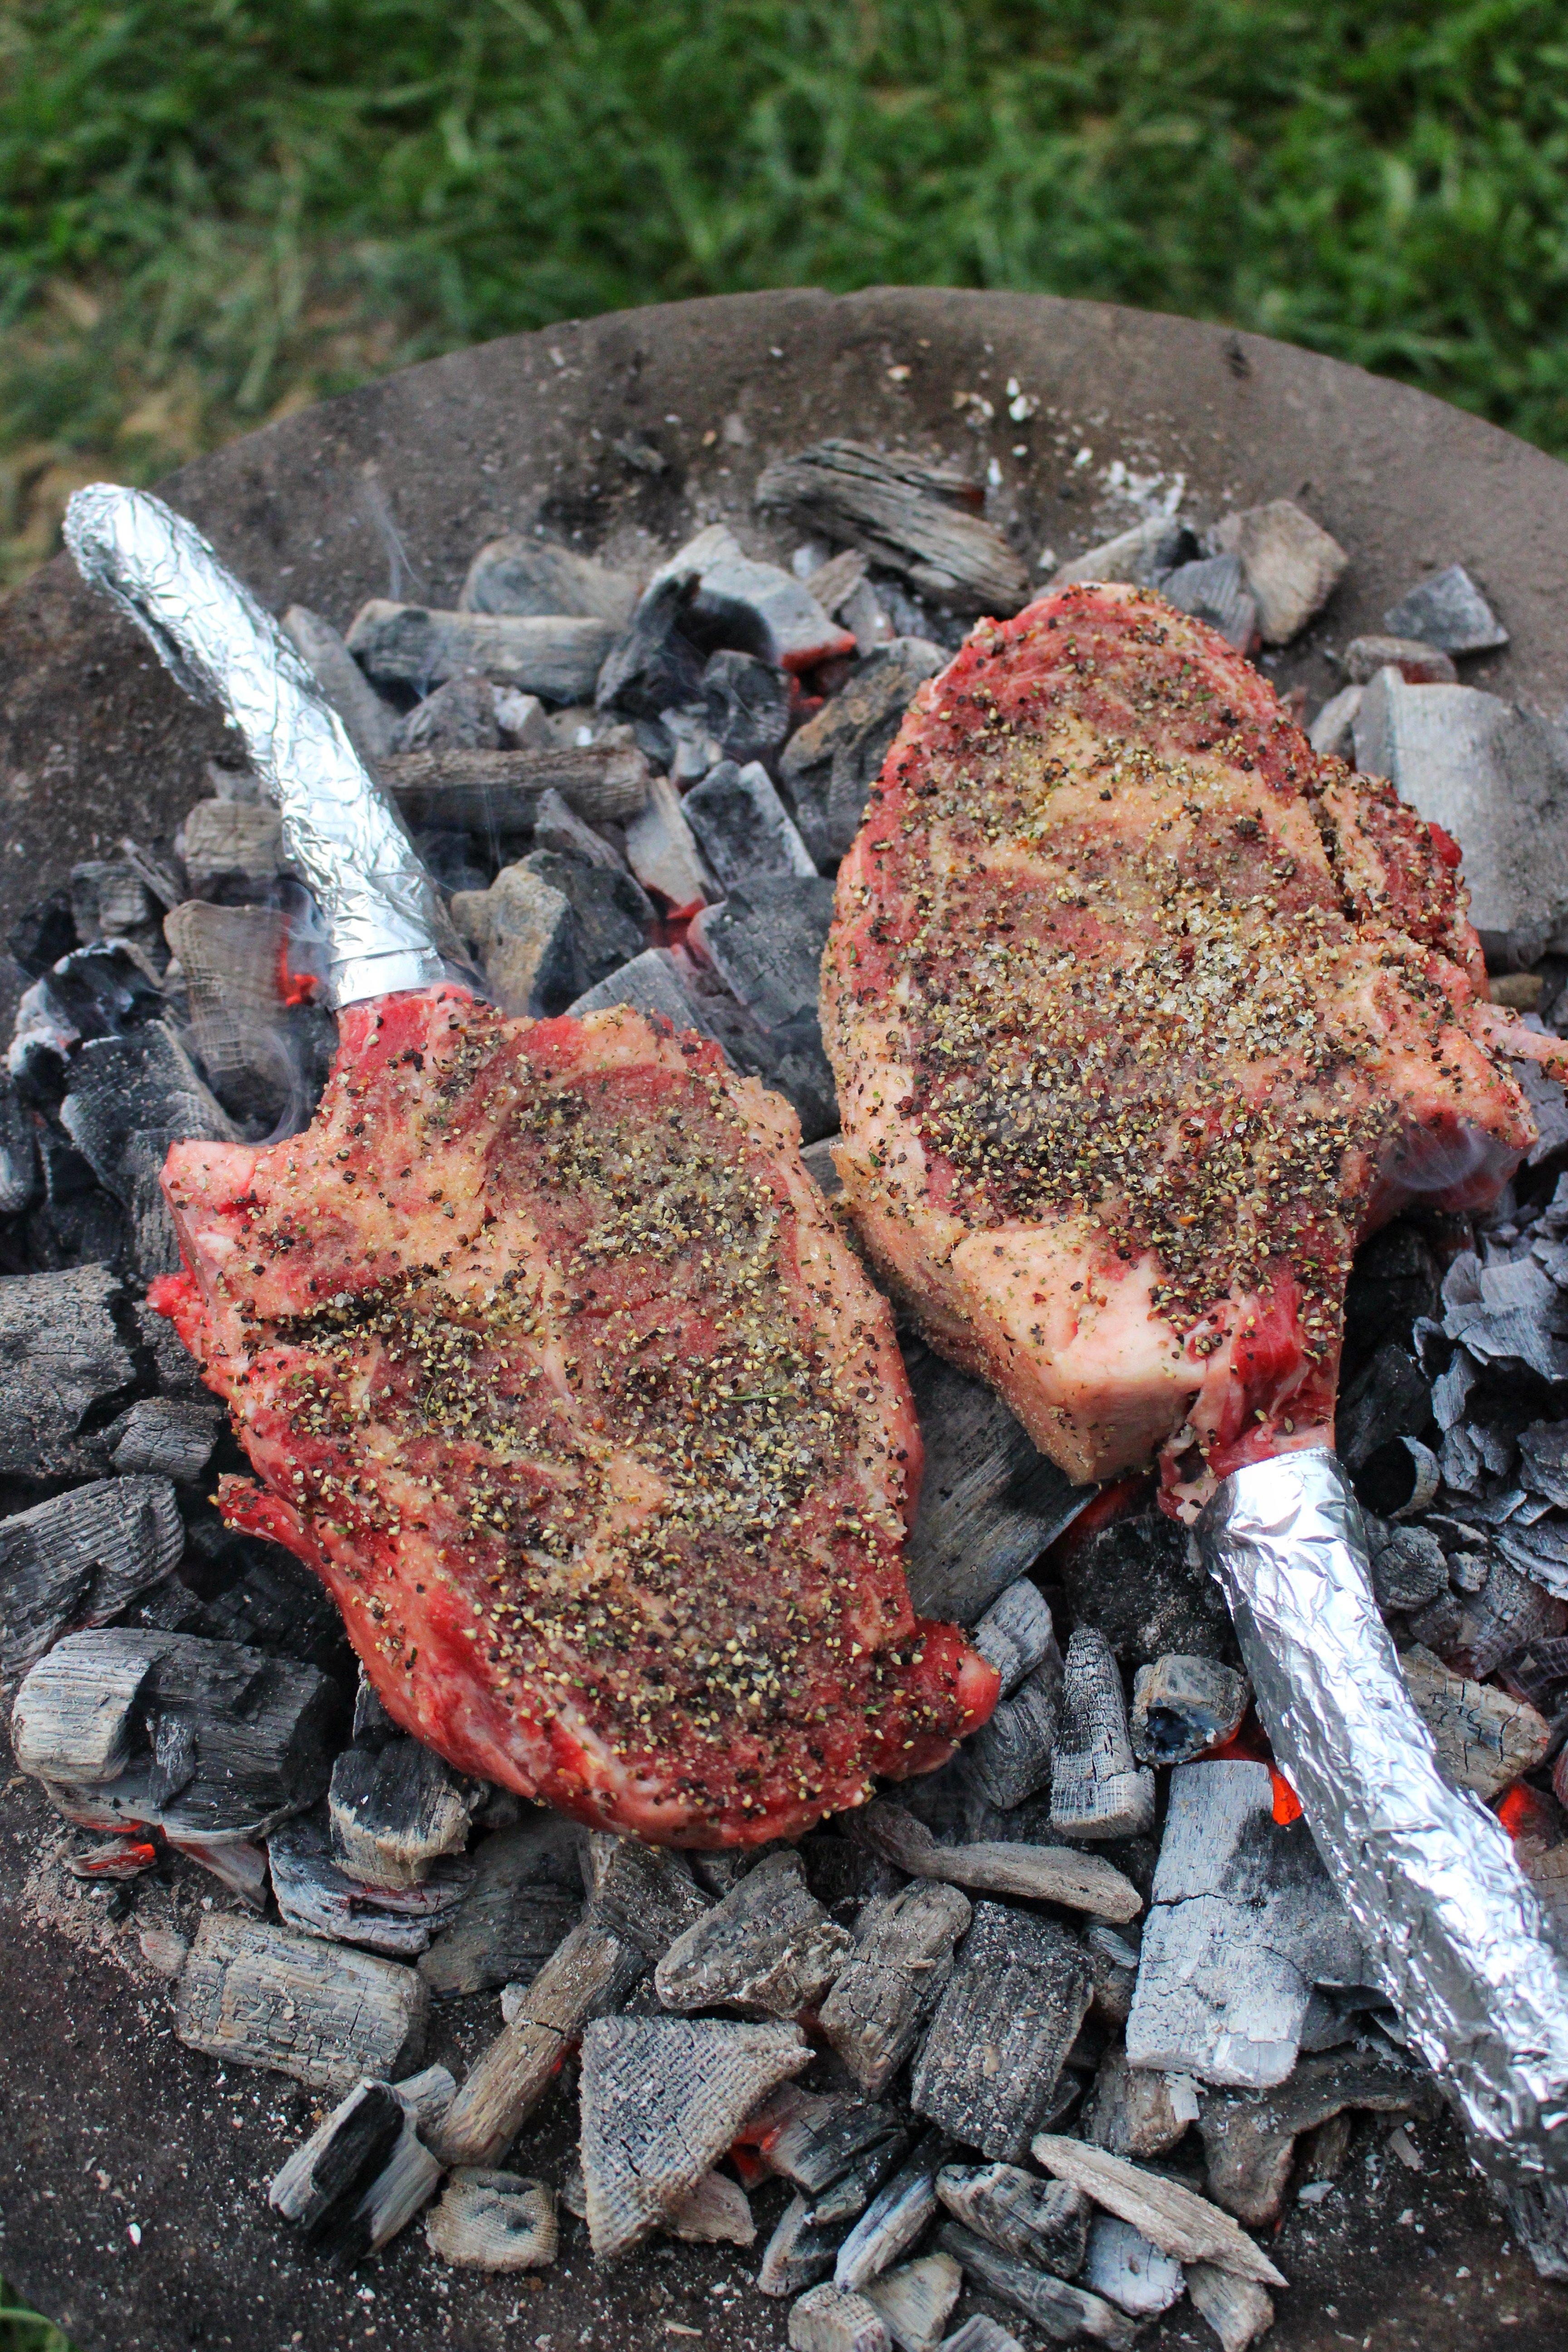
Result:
[807, 2133, 916, 2232]
[757, 2191, 844, 2298]
[819, 1881, 971, 2097]
[520, 848, 655, 988]
[328, 1737, 479, 1888]
[683, 760, 818, 892]
[755, 441, 1029, 616]
[1082, 2215, 1185, 2317]
[664, 2169, 755, 2246]
[1081, 1924, 1140, 2026]
[1400, 1642, 1551, 1798]
[704, 651, 793, 766]
[177, 1913, 429, 2090]
[0, 1474, 183, 1679]
[162, 901, 289, 1082]
[452, 861, 583, 1017]
[970, 1579, 1058, 1700]
[11, 1625, 341, 1840]
[1198, 2050, 1443, 2226]
[1054, 1509, 1234, 1664]
[834, 2132, 950, 2293]
[0, 1081, 39, 1216]
[1210, 500, 1348, 646]
[461, 536, 641, 627]
[346, 602, 617, 702]
[1082, 2047, 1199, 2159]
[777, 639, 948, 864]
[60, 1022, 237, 1278]
[861, 2251, 962, 2352]
[104, 1396, 223, 1482]
[179, 797, 285, 893]
[787, 2283, 890, 2352]
[622, 775, 713, 909]
[689, 876, 834, 1031]
[270, 2062, 454, 2266]
[588, 1833, 712, 1961]
[424, 2169, 558, 2271]
[1129, 1654, 1250, 1767]
[845, 1800, 1139, 1922]
[1184, 2263, 1276, 2352]
[416, 1813, 584, 1996]
[964, 1655, 1062, 1813]
[268, 1814, 473, 1958]
[596, 576, 708, 720]
[381, 743, 650, 832]
[0, 1263, 135, 1478]
[935, 2163, 1091, 2278]
[648, 523, 853, 671]
[911, 1902, 1093, 2162]
[654, 1847, 851, 2017]
[763, 2098, 908, 2199]
[1049, 1628, 1155, 1841]
[940, 2320, 1025, 2352]
[1028, 2136, 1287, 2289]
[934, 2224, 1132, 2349]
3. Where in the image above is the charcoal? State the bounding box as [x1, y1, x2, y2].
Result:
[1357, 1431, 1440, 1519]
[684, 760, 818, 892]
[141, 1510, 347, 1671]
[578, 2013, 809, 2260]
[862, 2251, 962, 2352]
[60, 1022, 236, 1276]
[758, 2190, 844, 2297]
[846, 1801, 1140, 1923]
[179, 798, 285, 893]
[281, 605, 398, 764]
[0, 1083, 38, 1216]
[522, 848, 654, 985]
[269, 1814, 472, 1957]
[755, 441, 1028, 616]
[104, 1396, 222, 1481]
[534, 787, 626, 869]
[587, 1832, 711, 1960]
[0, 1475, 182, 1679]
[1308, 684, 1362, 759]
[799, 1831, 903, 1914]
[393, 675, 505, 753]
[1343, 634, 1456, 686]
[596, 577, 708, 719]
[971, 1579, 1058, 1699]
[911, 1901, 1092, 2161]
[716, 1002, 839, 1144]
[704, 650, 794, 765]
[1129, 1656, 1250, 1767]
[934, 2223, 1134, 2349]
[788, 2283, 891, 2352]
[0, 1264, 135, 1476]
[656, 1847, 850, 2017]
[1083, 2215, 1184, 2317]
[939, 2320, 1024, 2352]
[1184, 2263, 1275, 2352]
[691, 875, 835, 1029]
[1458, 1558, 1567, 1676]
[778, 639, 947, 864]
[801, 1135, 843, 1199]
[270, 2063, 453, 2265]
[1047, 517, 1199, 591]
[1029, 2137, 1285, 2289]
[935, 2164, 1091, 2277]
[460, 536, 641, 627]
[1366, 1519, 1449, 1612]
[425, 2169, 557, 2271]
[432, 1915, 645, 2166]
[659, 700, 725, 785]
[1399, 1641, 1550, 1796]
[834, 2132, 949, 2292]
[1499, 2174, 1568, 2283]
[1049, 1629, 1155, 1840]
[1082, 1924, 1141, 2025]
[568, 947, 717, 1037]
[1055, 1508, 1233, 1664]
[8, 886, 78, 980]
[65, 1832, 158, 1882]
[665, 2168, 755, 2244]
[1497, 1518, 1568, 1601]
[1519, 1418, 1568, 1507]
[1503, 1632, 1568, 1712]
[1209, 500, 1348, 644]
[169, 899, 293, 1087]
[69, 860, 156, 952]
[1082, 2048, 1199, 2159]
[451, 863, 583, 1017]
[346, 600, 615, 701]
[1383, 562, 1507, 654]
[32, 941, 165, 1053]
[810, 2135, 916, 2230]
[624, 771, 713, 909]
[1127, 1759, 1367, 2088]
[651, 525, 853, 670]
[961, 1656, 1066, 1814]
[1355, 668, 1568, 967]
[1160, 555, 1258, 652]
[329, 1736, 478, 1888]
[1198, 2049, 1441, 2227]
[901, 1344, 1093, 1622]
[384, 742, 650, 832]
[819, 1881, 971, 2095]
[178, 1913, 428, 2089]
[13, 1624, 340, 1839]
[1336, 1343, 1431, 1473]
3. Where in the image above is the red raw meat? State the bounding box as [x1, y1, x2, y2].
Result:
[823, 581, 1566, 1517]
[154, 991, 996, 1844]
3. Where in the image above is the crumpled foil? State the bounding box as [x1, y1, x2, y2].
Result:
[1202, 1448, 1568, 2179]
[64, 484, 469, 1007]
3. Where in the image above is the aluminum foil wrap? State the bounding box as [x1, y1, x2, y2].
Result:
[64, 483, 466, 1006]
[1202, 1448, 1568, 2177]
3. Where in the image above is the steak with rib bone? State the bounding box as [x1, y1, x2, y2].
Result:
[153, 990, 995, 1846]
[823, 582, 1564, 1516]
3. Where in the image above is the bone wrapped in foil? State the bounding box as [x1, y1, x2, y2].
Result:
[1202, 1448, 1568, 2177]
[64, 484, 465, 1007]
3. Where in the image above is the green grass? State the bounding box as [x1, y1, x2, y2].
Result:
[1, 0, 1566, 583]
[0, 2284, 71, 2352]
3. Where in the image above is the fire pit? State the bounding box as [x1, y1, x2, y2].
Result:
[3, 287, 1568, 2352]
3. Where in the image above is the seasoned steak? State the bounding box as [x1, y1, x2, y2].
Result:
[154, 991, 995, 1843]
[823, 582, 1562, 1516]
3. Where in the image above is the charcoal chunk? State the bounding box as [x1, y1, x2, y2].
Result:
[1400, 1641, 1549, 1796]
[971, 1579, 1058, 1699]
[704, 650, 793, 764]
[1366, 1519, 1449, 1612]
[1050, 1629, 1155, 1839]
[568, 948, 716, 1038]
[1209, 501, 1348, 645]
[596, 577, 707, 719]
[270, 1814, 472, 1959]
[1343, 635, 1455, 686]
[8, 886, 77, 980]
[588, 1832, 711, 1961]
[655, 1847, 850, 2017]
[650, 526, 851, 669]
[329, 1737, 478, 1888]
[756, 441, 1028, 617]
[1047, 518, 1200, 591]
[425, 2168, 558, 2271]
[522, 848, 654, 986]
[862, 2251, 961, 2352]
[691, 875, 836, 1030]
[0, 1082, 38, 1216]
[60, 1022, 237, 1278]
[281, 604, 399, 764]
[451, 864, 583, 1017]
[965, 1656, 1062, 1813]
[0, 1264, 135, 1478]
[1129, 1655, 1250, 1767]
[1083, 2215, 1184, 2317]
[347, 601, 616, 702]
[847, 1799, 1139, 1922]
[1081, 2048, 1198, 2159]
[779, 640, 947, 864]
[460, 537, 641, 627]
[1383, 564, 1507, 655]
[179, 1914, 428, 2091]
[103, 1396, 222, 1482]
[1055, 1508, 1233, 1665]
[758, 2190, 844, 2297]
[1199, 2049, 1441, 2227]
[819, 1881, 971, 2094]
[0, 1474, 183, 1678]
[934, 2223, 1133, 2348]
[935, 2163, 1091, 2277]
[1160, 554, 1258, 652]
[834, 2132, 949, 2293]
[685, 761, 818, 891]
[624, 771, 713, 909]
[911, 1901, 1092, 2161]
[788, 2283, 891, 2352]
[1336, 1343, 1431, 1473]
[764, 2098, 908, 2199]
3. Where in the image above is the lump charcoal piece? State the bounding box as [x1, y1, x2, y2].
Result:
[820, 1880, 971, 2093]
[270, 1816, 472, 1958]
[144, 1511, 347, 1671]
[1366, 1520, 1449, 1613]
[1083, 2214, 1184, 2317]
[567, 947, 716, 1037]
[685, 761, 818, 892]
[1047, 517, 1200, 592]
[705, 650, 794, 765]
[1029, 2136, 1285, 2289]
[393, 675, 506, 753]
[971, 1579, 1058, 1699]
[596, 576, 708, 720]
[425, 2169, 558, 2270]
[847, 1801, 1140, 1922]
[1335, 1344, 1431, 1474]
[460, 537, 641, 628]
[788, 2283, 892, 2352]
[935, 2163, 1091, 2277]
[346, 601, 616, 702]
[1343, 635, 1456, 686]
[655, 1847, 850, 2017]
[779, 639, 948, 864]
[522, 848, 654, 985]
[179, 797, 285, 894]
[902, 1344, 1092, 1623]
[690, 875, 835, 1030]
[934, 2223, 1134, 2349]
[1519, 1419, 1568, 1508]
[0, 1081, 38, 1216]
[650, 525, 853, 671]
[1458, 1559, 1567, 1677]
[1130, 1656, 1250, 1767]
[383, 741, 649, 833]
[1056, 1508, 1233, 1665]
[1159, 555, 1258, 653]
[0, 1474, 183, 1679]
[1209, 501, 1348, 646]
[270, 2064, 452, 2266]
[834, 2132, 949, 2293]
[1353, 668, 1568, 967]
[329, 1737, 478, 1889]
[911, 1901, 1092, 2161]
[1082, 2047, 1197, 2160]
[719, 1004, 840, 1147]
[962, 1655, 1062, 1813]
[1198, 2049, 1441, 2228]
[8, 885, 77, 980]
[534, 787, 626, 870]
[940, 2322, 1025, 2352]
[809, 2134, 916, 2230]
[1049, 1629, 1154, 1840]
[1184, 2263, 1275, 2352]
[1082, 1924, 1141, 2025]
[578, 2012, 809, 2260]
[178, 1913, 427, 2090]
[281, 605, 398, 764]
[1399, 1642, 1549, 1797]
[799, 1831, 903, 1914]
[802, 1134, 843, 1200]
[1308, 684, 1363, 760]
[69, 860, 154, 948]
[756, 441, 1029, 617]
[451, 863, 583, 1017]
[862, 2251, 961, 2352]
[664, 2169, 754, 2244]
[624, 771, 713, 909]
[60, 1022, 237, 1278]
[1382, 563, 1508, 656]
[1127, 1760, 1367, 2089]
[758, 2190, 844, 2297]
[105, 1396, 222, 1481]
[764, 2096, 908, 2202]
[588, 1832, 711, 1961]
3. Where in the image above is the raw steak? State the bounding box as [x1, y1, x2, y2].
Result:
[823, 582, 1564, 1516]
[152, 990, 995, 1844]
